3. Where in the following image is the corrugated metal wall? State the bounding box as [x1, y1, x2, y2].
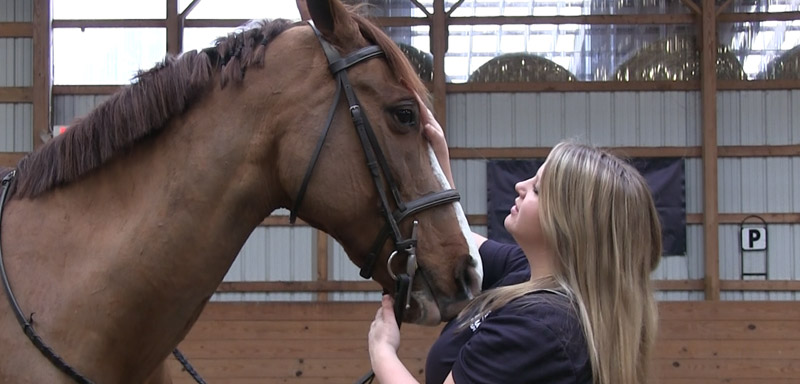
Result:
[44, 88, 800, 303]
[0, 0, 33, 152]
[446, 90, 799, 302]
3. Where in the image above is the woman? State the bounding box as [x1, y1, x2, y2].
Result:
[368, 96, 662, 384]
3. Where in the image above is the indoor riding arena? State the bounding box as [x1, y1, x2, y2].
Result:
[1, 0, 800, 383]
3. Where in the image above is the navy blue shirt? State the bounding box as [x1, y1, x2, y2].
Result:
[425, 240, 592, 384]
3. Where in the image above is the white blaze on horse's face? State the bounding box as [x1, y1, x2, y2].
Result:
[427, 145, 483, 284]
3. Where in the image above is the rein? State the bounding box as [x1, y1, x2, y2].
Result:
[0, 171, 205, 384]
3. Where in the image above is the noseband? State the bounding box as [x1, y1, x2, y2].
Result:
[291, 23, 460, 291]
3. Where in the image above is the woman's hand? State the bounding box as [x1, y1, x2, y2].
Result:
[415, 93, 455, 187]
[369, 294, 401, 358]
[368, 295, 421, 383]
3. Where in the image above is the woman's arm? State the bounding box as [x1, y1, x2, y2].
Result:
[369, 295, 421, 384]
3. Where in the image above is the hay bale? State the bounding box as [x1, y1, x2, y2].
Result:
[614, 35, 746, 81]
[468, 53, 577, 82]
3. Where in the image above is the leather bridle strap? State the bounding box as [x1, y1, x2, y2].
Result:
[0, 171, 205, 384]
[359, 189, 460, 279]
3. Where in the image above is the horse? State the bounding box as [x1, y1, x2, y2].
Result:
[0, 1, 483, 382]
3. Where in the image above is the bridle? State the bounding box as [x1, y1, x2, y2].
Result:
[290, 24, 462, 384]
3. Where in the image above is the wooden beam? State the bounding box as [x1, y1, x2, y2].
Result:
[701, 0, 720, 301]
[718, 11, 800, 23]
[316, 230, 329, 301]
[449, 146, 702, 159]
[446, 14, 695, 25]
[0, 87, 33, 103]
[466, 214, 486, 225]
[655, 279, 704, 291]
[448, 145, 800, 159]
[718, 145, 800, 157]
[718, 79, 800, 90]
[447, 81, 700, 93]
[716, 0, 734, 16]
[182, 19, 249, 28]
[447, 80, 800, 93]
[52, 19, 166, 28]
[180, 0, 204, 18]
[33, 0, 52, 152]
[52, 85, 123, 95]
[373, 16, 429, 28]
[720, 280, 800, 291]
[166, 0, 181, 55]
[679, 0, 702, 14]
[214, 279, 716, 293]
[431, 0, 447, 131]
[409, 0, 431, 17]
[0, 22, 33, 37]
[719, 213, 800, 224]
[0, 152, 26, 167]
[216, 280, 380, 293]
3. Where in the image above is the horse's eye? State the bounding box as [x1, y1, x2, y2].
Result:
[394, 108, 417, 127]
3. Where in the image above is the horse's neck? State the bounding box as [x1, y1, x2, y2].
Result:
[3, 96, 283, 381]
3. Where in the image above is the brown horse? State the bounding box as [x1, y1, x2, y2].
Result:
[0, 1, 482, 383]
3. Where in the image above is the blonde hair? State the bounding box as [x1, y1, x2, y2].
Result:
[459, 140, 662, 384]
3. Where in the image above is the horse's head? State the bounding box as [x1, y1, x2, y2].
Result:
[264, 0, 482, 324]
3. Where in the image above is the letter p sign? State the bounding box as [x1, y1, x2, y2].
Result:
[741, 228, 767, 251]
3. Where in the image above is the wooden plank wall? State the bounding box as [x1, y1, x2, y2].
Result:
[169, 301, 800, 384]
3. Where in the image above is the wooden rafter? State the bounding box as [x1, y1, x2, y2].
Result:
[0, 22, 33, 37]
[32, 0, 51, 151]
[701, 0, 720, 301]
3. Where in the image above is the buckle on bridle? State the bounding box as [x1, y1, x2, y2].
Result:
[386, 221, 418, 311]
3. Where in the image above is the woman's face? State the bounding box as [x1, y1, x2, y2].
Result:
[504, 163, 546, 249]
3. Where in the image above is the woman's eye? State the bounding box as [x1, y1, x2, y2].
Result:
[533, 185, 539, 195]
[394, 108, 417, 126]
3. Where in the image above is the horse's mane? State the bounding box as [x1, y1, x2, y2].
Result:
[11, 10, 428, 199]
[12, 19, 296, 198]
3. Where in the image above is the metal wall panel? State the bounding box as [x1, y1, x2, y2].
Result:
[53, 95, 111, 125]
[0, 102, 31, 151]
[213, 226, 315, 302]
[0, 0, 31, 22]
[330, 238, 381, 302]
[0, 38, 32, 86]
[719, 158, 799, 213]
[447, 92, 702, 148]
[718, 90, 800, 145]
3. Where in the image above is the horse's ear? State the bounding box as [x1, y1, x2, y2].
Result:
[306, 0, 360, 47]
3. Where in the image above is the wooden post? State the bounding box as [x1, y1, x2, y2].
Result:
[166, 0, 181, 55]
[32, 0, 52, 151]
[701, 0, 720, 301]
[431, 0, 447, 130]
[316, 230, 329, 301]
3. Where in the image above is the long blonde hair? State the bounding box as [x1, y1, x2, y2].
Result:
[459, 141, 662, 384]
